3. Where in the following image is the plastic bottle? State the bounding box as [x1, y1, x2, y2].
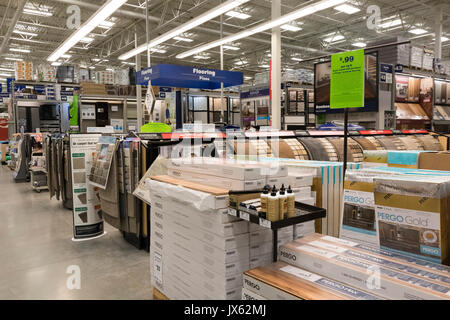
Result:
[278, 184, 287, 220]
[287, 185, 295, 218]
[260, 186, 269, 213]
[267, 185, 279, 222]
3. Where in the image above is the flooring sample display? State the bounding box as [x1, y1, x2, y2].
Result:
[76, 193, 87, 205]
[72, 157, 85, 170]
[269, 138, 309, 160]
[73, 172, 86, 184]
[397, 136, 425, 150]
[279, 236, 450, 300]
[434, 105, 450, 120]
[234, 139, 273, 159]
[352, 137, 379, 150]
[243, 262, 382, 300]
[408, 77, 420, 102]
[415, 135, 443, 151]
[326, 137, 364, 162]
[395, 103, 429, 120]
[298, 137, 338, 162]
[375, 135, 407, 150]
[78, 212, 88, 223]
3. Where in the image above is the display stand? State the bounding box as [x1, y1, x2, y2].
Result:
[30, 167, 48, 192]
[227, 201, 326, 262]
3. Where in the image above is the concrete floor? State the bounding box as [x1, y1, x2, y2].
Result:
[0, 166, 152, 299]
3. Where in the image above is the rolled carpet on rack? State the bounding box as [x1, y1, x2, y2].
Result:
[397, 136, 425, 150]
[326, 137, 364, 162]
[375, 135, 407, 150]
[414, 135, 443, 151]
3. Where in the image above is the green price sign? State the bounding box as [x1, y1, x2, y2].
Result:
[330, 49, 365, 109]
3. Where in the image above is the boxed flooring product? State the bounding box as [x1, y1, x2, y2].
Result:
[303, 234, 450, 286]
[243, 262, 382, 300]
[242, 287, 267, 300]
[418, 152, 450, 171]
[387, 150, 430, 169]
[167, 167, 265, 191]
[149, 176, 229, 209]
[279, 240, 450, 299]
[169, 158, 287, 180]
[374, 175, 450, 264]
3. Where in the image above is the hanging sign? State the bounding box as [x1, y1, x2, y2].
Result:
[380, 63, 393, 84]
[70, 134, 104, 240]
[330, 49, 365, 109]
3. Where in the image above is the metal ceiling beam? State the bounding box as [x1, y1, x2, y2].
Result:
[0, 0, 26, 57]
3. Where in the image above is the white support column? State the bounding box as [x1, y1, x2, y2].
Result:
[271, 0, 281, 130]
[435, 4, 443, 60]
[135, 32, 143, 132]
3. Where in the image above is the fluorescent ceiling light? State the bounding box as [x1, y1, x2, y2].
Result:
[291, 57, 303, 61]
[244, 76, 252, 80]
[235, 60, 247, 65]
[334, 4, 360, 14]
[222, 45, 240, 50]
[99, 20, 115, 29]
[92, 58, 101, 62]
[89, 66, 95, 69]
[0, 68, 14, 72]
[51, 62, 61, 66]
[103, 59, 109, 62]
[225, 10, 251, 20]
[409, 28, 427, 35]
[441, 36, 449, 42]
[176, 0, 347, 59]
[173, 36, 193, 42]
[5, 57, 23, 61]
[13, 29, 38, 37]
[80, 37, 94, 43]
[281, 24, 302, 32]
[61, 54, 71, 58]
[48, 0, 128, 62]
[106, 68, 114, 71]
[259, 64, 270, 68]
[323, 34, 345, 42]
[23, 7, 53, 17]
[10, 48, 30, 53]
[379, 19, 402, 29]
[193, 55, 210, 59]
[150, 48, 167, 54]
[0, 73, 13, 77]
[119, 0, 250, 60]
[352, 42, 366, 47]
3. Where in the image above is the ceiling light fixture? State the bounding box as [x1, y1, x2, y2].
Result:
[0, 73, 13, 77]
[409, 28, 427, 35]
[334, 4, 360, 14]
[378, 18, 402, 29]
[0, 68, 14, 72]
[10, 48, 30, 53]
[323, 34, 345, 42]
[51, 62, 62, 66]
[119, 0, 250, 60]
[352, 42, 366, 47]
[259, 64, 270, 68]
[23, 6, 53, 17]
[173, 36, 193, 42]
[441, 36, 449, 42]
[193, 55, 210, 60]
[281, 24, 302, 32]
[5, 57, 23, 61]
[61, 54, 71, 58]
[291, 57, 303, 61]
[80, 37, 95, 43]
[225, 10, 251, 20]
[13, 29, 38, 37]
[176, 0, 347, 59]
[98, 20, 115, 29]
[47, 0, 128, 62]
[222, 45, 240, 50]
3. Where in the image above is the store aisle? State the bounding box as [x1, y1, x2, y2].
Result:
[0, 166, 152, 300]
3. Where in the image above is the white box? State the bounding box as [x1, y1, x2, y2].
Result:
[289, 174, 313, 188]
[241, 287, 267, 300]
[250, 229, 293, 245]
[243, 273, 298, 300]
[167, 167, 265, 191]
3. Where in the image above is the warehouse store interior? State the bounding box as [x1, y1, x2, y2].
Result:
[1, 0, 450, 303]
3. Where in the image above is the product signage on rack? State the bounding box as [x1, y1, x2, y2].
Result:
[70, 134, 104, 240]
[135, 64, 243, 89]
[380, 64, 393, 84]
[330, 49, 365, 109]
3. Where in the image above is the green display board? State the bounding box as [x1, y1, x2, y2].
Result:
[330, 49, 365, 109]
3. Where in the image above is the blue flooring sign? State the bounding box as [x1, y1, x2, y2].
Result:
[136, 64, 243, 89]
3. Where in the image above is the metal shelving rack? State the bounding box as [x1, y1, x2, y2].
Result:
[228, 201, 326, 262]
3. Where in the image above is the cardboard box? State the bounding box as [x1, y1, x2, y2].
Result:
[374, 175, 450, 264]
[243, 262, 382, 300]
[279, 240, 450, 299]
[419, 152, 450, 171]
[228, 191, 261, 209]
[306, 234, 450, 287]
